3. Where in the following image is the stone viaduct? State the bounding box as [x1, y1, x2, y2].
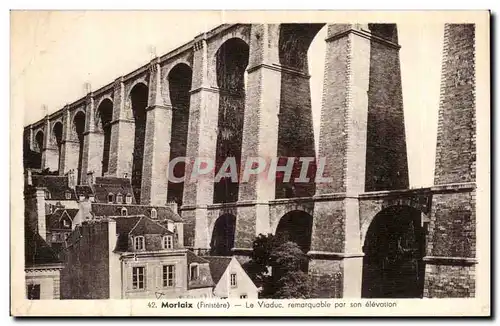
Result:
[24, 23, 476, 298]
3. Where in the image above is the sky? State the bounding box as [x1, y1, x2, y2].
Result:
[11, 11, 444, 188]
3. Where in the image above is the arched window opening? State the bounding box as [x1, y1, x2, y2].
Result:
[97, 99, 113, 176]
[362, 206, 425, 298]
[167, 63, 192, 207]
[130, 83, 149, 204]
[275, 24, 325, 199]
[210, 214, 236, 256]
[213, 38, 249, 203]
[52, 122, 63, 172]
[73, 111, 86, 185]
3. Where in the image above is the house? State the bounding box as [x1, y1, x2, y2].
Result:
[60, 214, 214, 299]
[25, 226, 64, 299]
[204, 256, 258, 299]
[44, 207, 78, 253]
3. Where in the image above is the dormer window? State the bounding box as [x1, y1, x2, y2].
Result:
[65, 191, 72, 200]
[134, 236, 145, 251]
[162, 235, 173, 249]
[189, 264, 199, 281]
[107, 193, 114, 203]
[125, 193, 132, 204]
[121, 207, 128, 216]
[151, 208, 157, 219]
[45, 190, 51, 200]
[116, 193, 123, 204]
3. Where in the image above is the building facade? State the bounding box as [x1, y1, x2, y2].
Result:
[24, 23, 477, 298]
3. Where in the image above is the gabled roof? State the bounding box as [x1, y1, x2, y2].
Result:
[113, 216, 142, 252]
[25, 227, 61, 266]
[112, 216, 173, 252]
[92, 177, 136, 204]
[45, 208, 78, 230]
[203, 256, 233, 284]
[129, 217, 172, 236]
[29, 175, 76, 200]
[91, 203, 183, 222]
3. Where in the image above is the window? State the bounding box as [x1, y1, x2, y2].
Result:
[121, 207, 128, 216]
[27, 284, 40, 300]
[230, 273, 237, 288]
[62, 219, 70, 228]
[45, 190, 51, 200]
[151, 208, 157, 219]
[162, 235, 173, 249]
[190, 264, 199, 281]
[107, 193, 114, 203]
[116, 193, 123, 204]
[125, 193, 132, 204]
[132, 266, 145, 290]
[240, 294, 247, 299]
[134, 236, 145, 251]
[65, 191, 72, 200]
[163, 265, 175, 287]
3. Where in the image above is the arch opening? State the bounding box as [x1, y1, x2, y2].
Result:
[362, 206, 426, 298]
[213, 38, 249, 204]
[97, 99, 113, 176]
[275, 24, 325, 199]
[73, 112, 86, 184]
[130, 83, 148, 203]
[167, 63, 192, 206]
[52, 122, 63, 172]
[274, 210, 313, 272]
[210, 214, 236, 256]
[35, 131, 44, 153]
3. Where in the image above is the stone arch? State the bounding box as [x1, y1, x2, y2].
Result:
[275, 24, 325, 199]
[96, 98, 113, 176]
[361, 205, 426, 298]
[73, 111, 86, 184]
[129, 82, 149, 203]
[274, 210, 313, 273]
[213, 37, 249, 204]
[167, 63, 193, 206]
[210, 213, 236, 256]
[52, 122, 63, 172]
[34, 130, 44, 153]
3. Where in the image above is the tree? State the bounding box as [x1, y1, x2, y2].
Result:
[242, 234, 313, 298]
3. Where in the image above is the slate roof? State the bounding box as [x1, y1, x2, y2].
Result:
[203, 256, 233, 284]
[29, 175, 76, 200]
[45, 208, 78, 230]
[91, 203, 183, 222]
[186, 251, 214, 289]
[25, 227, 62, 267]
[112, 216, 173, 252]
[93, 177, 136, 204]
[75, 185, 94, 198]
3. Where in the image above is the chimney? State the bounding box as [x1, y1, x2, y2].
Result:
[166, 200, 178, 214]
[73, 199, 92, 229]
[68, 169, 76, 189]
[27, 169, 33, 186]
[87, 171, 94, 186]
[84, 82, 92, 94]
[35, 188, 47, 240]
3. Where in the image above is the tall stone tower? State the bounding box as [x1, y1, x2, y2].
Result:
[424, 24, 477, 297]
